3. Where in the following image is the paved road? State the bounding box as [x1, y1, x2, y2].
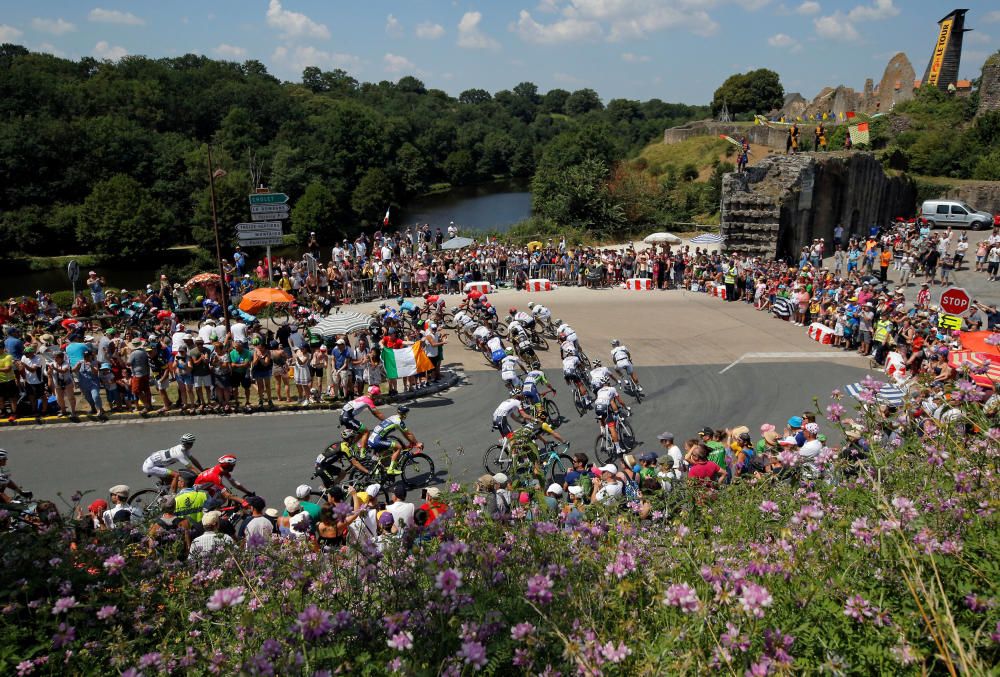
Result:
[4, 360, 872, 505]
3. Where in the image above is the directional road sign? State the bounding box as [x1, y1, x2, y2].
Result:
[252, 212, 289, 222]
[248, 193, 288, 205]
[236, 222, 283, 234]
[237, 235, 284, 247]
[939, 287, 970, 316]
[67, 260, 80, 283]
[250, 204, 291, 215]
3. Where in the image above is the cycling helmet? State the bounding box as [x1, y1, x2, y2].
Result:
[396, 297, 404, 305]
[563, 346, 576, 356]
[610, 339, 620, 347]
[505, 347, 514, 355]
[180, 433, 196, 446]
[397, 405, 410, 416]
[341, 428, 357, 441]
[593, 359, 602, 367]
[527, 302, 534, 309]
[0, 449, 7, 461]
[509, 308, 517, 315]
[217, 454, 237, 466]
[367, 385, 381, 397]
[554, 318, 562, 326]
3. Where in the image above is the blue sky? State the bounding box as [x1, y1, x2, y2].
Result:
[1, 1, 998, 104]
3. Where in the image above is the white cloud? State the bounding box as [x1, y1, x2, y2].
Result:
[796, 1, 820, 15]
[0, 24, 23, 42]
[32, 18, 76, 35]
[620, 51, 650, 62]
[37, 42, 66, 57]
[545, 1, 719, 41]
[415, 21, 445, 39]
[537, 0, 562, 12]
[88, 8, 145, 26]
[214, 44, 247, 58]
[265, 0, 330, 40]
[734, 0, 771, 10]
[985, 11, 1000, 24]
[457, 11, 500, 49]
[846, 0, 898, 22]
[385, 14, 403, 38]
[768, 32, 796, 47]
[272, 45, 360, 73]
[514, 10, 601, 43]
[383, 52, 415, 73]
[814, 13, 859, 41]
[94, 40, 127, 60]
[553, 71, 584, 85]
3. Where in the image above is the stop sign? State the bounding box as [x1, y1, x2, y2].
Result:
[939, 287, 970, 316]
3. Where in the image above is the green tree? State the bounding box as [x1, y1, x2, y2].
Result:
[711, 69, 784, 116]
[191, 163, 252, 251]
[351, 167, 393, 221]
[459, 88, 492, 105]
[531, 156, 623, 237]
[76, 174, 171, 259]
[443, 150, 476, 185]
[395, 142, 429, 195]
[564, 89, 603, 116]
[541, 88, 571, 114]
[292, 181, 341, 244]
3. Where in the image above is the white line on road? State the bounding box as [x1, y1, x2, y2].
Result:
[719, 352, 864, 375]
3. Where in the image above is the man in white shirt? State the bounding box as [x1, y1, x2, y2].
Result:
[797, 422, 824, 479]
[229, 319, 247, 346]
[102, 484, 142, 528]
[243, 496, 273, 548]
[657, 431, 685, 481]
[592, 464, 622, 505]
[171, 325, 191, 353]
[385, 484, 415, 529]
[199, 319, 218, 345]
[190, 511, 234, 556]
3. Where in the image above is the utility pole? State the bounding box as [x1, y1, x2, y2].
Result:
[207, 145, 231, 333]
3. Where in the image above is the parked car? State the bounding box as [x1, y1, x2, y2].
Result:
[919, 200, 993, 230]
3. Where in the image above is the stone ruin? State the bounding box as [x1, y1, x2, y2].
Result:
[720, 152, 916, 261]
[978, 51, 1000, 117]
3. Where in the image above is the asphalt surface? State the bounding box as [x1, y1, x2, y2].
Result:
[4, 359, 874, 506]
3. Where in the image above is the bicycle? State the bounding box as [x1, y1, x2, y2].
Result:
[617, 376, 644, 403]
[528, 329, 549, 352]
[127, 479, 173, 518]
[594, 408, 636, 464]
[533, 441, 574, 486]
[340, 443, 436, 499]
[572, 384, 590, 418]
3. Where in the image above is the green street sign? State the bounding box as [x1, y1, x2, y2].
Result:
[248, 192, 288, 205]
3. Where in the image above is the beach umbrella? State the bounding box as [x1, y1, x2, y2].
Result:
[959, 330, 1000, 356]
[238, 287, 294, 314]
[185, 272, 220, 289]
[526, 241, 544, 252]
[313, 311, 373, 337]
[845, 381, 905, 407]
[690, 233, 723, 245]
[643, 232, 682, 245]
[441, 236, 475, 250]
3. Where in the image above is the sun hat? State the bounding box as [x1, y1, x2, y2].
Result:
[760, 423, 776, 434]
[546, 483, 563, 496]
[763, 431, 780, 445]
[109, 484, 130, 496]
[364, 483, 381, 498]
[283, 496, 301, 513]
[568, 485, 584, 497]
[656, 431, 674, 441]
[424, 487, 441, 499]
[202, 511, 222, 527]
[264, 507, 280, 518]
[295, 484, 312, 500]
[355, 491, 370, 503]
[492, 472, 508, 485]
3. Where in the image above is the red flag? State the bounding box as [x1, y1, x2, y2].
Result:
[856, 122, 869, 132]
[383, 206, 390, 226]
[846, 111, 856, 120]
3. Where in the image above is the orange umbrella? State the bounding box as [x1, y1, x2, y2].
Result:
[238, 287, 294, 313]
[959, 330, 1000, 356]
[948, 350, 1000, 389]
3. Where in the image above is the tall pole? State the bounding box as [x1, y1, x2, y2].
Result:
[207, 145, 231, 333]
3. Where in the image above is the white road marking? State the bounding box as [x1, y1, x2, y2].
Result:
[719, 351, 864, 375]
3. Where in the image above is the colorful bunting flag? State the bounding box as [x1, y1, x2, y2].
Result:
[848, 122, 870, 146]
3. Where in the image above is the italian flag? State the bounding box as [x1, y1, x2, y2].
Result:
[382, 343, 434, 378]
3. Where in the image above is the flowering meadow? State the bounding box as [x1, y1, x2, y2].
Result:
[1, 396, 998, 676]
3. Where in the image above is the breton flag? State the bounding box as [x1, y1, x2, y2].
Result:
[382, 342, 434, 378]
[383, 206, 390, 226]
[849, 122, 870, 146]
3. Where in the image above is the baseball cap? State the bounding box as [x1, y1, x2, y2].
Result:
[787, 416, 803, 428]
[639, 451, 658, 462]
[365, 483, 381, 498]
[656, 431, 674, 441]
[424, 487, 441, 499]
[804, 422, 820, 434]
[568, 485, 584, 497]
[778, 437, 798, 447]
[109, 484, 130, 496]
[698, 426, 714, 437]
[546, 483, 563, 496]
[599, 464, 618, 474]
[202, 510, 222, 527]
[295, 484, 312, 500]
[492, 473, 508, 485]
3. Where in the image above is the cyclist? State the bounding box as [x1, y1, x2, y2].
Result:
[521, 365, 549, 398]
[510, 411, 565, 470]
[499, 348, 525, 390]
[472, 324, 492, 353]
[506, 313, 525, 338]
[508, 307, 535, 332]
[588, 360, 614, 394]
[339, 385, 386, 449]
[594, 378, 627, 454]
[0, 449, 29, 504]
[423, 292, 446, 318]
[317, 428, 371, 487]
[610, 339, 643, 392]
[141, 433, 205, 493]
[486, 332, 507, 367]
[528, 301, 551, 325]
[491, 391, 535, 442]
[562, 348, 591, 407]
[195, 455, 254, 508]
[453, 309, 477, 347]
[366, 405, 422, 475]
[555, 318, 578, 346]
[396, 297, 419, 327]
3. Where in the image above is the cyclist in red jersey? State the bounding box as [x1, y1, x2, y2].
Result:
[195, 455, 254, 506]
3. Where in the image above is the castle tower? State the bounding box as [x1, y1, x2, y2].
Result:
[922, 9, 970, 90]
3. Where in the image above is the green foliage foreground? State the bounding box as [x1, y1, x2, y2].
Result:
[1, 394, 998, 675]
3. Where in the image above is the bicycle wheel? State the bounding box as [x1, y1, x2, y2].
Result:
[495, 322, 509, 338]
[594, 433, 616, 464]
[483, 444, 514, 474]
[441, 311, 455, 329]
[619, 420, 636, 451]
[573, 391, 587, 417]
[127, 489, 161, 517]
[579, 350, 592, 371]
[544, 398, 562, 427]
[401, 453, 436, 490]
[547, 454, 574, 486]
[532, 334, 549, 351]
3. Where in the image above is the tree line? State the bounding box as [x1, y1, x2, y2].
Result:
[0, 44, 707, 259]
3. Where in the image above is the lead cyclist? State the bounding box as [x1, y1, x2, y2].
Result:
[610, 339, 643, 392]
[141, 433, 205, 493]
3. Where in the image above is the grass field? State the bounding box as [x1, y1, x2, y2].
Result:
[636, 136, 735, 177]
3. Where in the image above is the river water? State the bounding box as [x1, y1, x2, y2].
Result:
[0, 181, 533, 297]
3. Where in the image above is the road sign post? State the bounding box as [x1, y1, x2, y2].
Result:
[939, 287, 970, 316]
[248, 193, 288, 205]
[67, 260, 79, 300]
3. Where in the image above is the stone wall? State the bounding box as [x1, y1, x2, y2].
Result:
[720, 152, 917, 260]
[936, 181, 1000, 214]
[978, 52, 1000, 117]
[663, 120, 789, 150]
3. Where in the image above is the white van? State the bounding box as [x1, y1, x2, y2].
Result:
[920, 200, 993, 230]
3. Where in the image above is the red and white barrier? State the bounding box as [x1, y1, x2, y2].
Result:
[622, 277, 653, 290]
[526, 278, 553, 292]
[710, 284, 727, 300]
[807, 322, 834, 345]
[463, 282, 492, 295]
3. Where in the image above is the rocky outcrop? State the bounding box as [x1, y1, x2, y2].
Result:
[978, 52, 1000, 117]
[876, 53, 916, 113]
[720, 152, 916, 260]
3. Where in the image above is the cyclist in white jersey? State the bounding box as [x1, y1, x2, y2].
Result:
[509, 308, 535, 331]
[593, 380, 626, 452]
[528, 302, 551, 322]
[588, 360, 614, 392]
[499, 348, 525, 389]
[561, 350, 591, 407]
[141, 433, 205, 492]
[610, 339, 642, 392]
[491, 393, 534, 439]
[472, 325, 491, 352]
[486, 334, 506, 366]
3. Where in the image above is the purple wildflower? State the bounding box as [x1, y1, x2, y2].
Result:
[511, 622, 535, 641]
[51, 597, 77, 615]
[296, 605, 333, 640]
[52, 623, 75, 649]
[457, 641, 488, 670]
[664, 583, 701, 613]
[102, 554, 126, 574]
[387, 631, 413, 651]
[526, 574, 554, 605]
[435, 568, 463, 597]
[139, 653, 164, 671]
[600, 641, 631, 663]
[825, 402, 845, 422]
[758, 501, 779, 516]
[96, 605, 117, 621]
[738, 583, 773, 619]
[605, 550, 637, 579]
[206, 586, 245, 611]
[844, 595, 873, 621]
[891, 496, 917, 524]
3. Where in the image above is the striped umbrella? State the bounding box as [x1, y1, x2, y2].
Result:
[313, 311, 373, 337]
[690, 233, 723, 245]
[845, 382, 905, 407]
[947, 350, 1000, 389]
[772, 296, 793, 319]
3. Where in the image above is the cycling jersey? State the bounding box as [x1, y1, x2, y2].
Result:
[560, 339, 577, 355]
[500, 355, 522, 380]
[492, 398, 523, 420]
[562, 355, 581, 375]
[486, 337, 505, 362]
[514, 311, 533, 325]
[523, 370, 548, 390]
[473, 326, 491, 341]
[399, 300, 417, 312]
[595, 385, 618, 408]
[611, 346, 631, 366]
[195, 464, 233, 495]
[557, 324, 577, 343]
[425, 295, 442, 306]
[454, 311, 474, 327]
[507, 320, 524, 336]
[142, 444, 193, 479]
[589, 366, 613, 388]
[342, 395, 375, 415]
[369, 415, 406, 445]
[532, 306, 551, 320]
